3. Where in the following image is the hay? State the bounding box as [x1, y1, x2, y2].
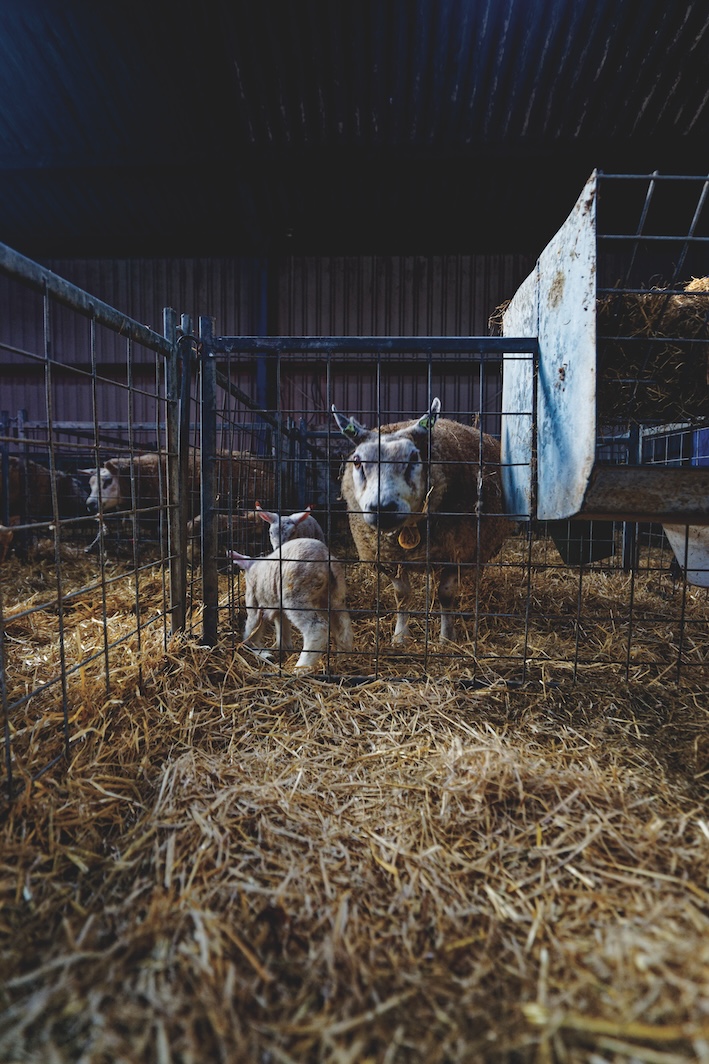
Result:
[2, 535, 709, 1062]
[493, 278, 709, 424]
[595, 276, 709, 424]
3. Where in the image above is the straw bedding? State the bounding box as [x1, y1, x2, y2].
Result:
[2, 539, 709, 1063]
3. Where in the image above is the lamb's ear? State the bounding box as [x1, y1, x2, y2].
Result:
[292, 509, 312, 526]
[228, 550, 256, 570]
[255, 502, 276, 525]
[410, 397, 441, 440]
[332, 405, 368, 441]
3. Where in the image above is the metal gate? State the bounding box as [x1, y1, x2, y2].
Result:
[193, 324, 538, 673]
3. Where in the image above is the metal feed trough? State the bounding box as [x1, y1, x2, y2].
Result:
[502, 170, 709, 585]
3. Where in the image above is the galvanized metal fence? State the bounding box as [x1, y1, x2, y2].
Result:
[0, 244, 193, 802]
[194, 329, 535, 669]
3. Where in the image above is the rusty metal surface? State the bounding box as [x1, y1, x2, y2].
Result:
[579, 466, 709, 524]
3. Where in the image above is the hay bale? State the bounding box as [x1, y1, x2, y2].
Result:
[597, 276, 709, 423]
[495, 278, 709, 424]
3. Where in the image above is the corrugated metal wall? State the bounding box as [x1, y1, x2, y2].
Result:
[276, 253, 534, 433]
[2, 253, 534, 428]
[278, 255, 532, 336]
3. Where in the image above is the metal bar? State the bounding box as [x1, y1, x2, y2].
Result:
[43, 281, 72, 765]
[209, 336, 538, 354]
[622, 169, 658, 287]
[598, 173, 709, 182]
[165, 308, 185, 635]
[0, 412, 9, 525]
[213, 368, 281, 431]
[200, 317, 219, 647]
[0, 241, 172, 357]
[597, 286, 709, 294]
[16, 422, 178, 433]
[87, 312, 112, 695]
[599, 234, 709, 243]
[672, 177, 709, 283]
[125, 333, 148, 688]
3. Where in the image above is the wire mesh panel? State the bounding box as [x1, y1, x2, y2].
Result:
[191, 329, 708, 688]
[595, 173, 709, 590]
[0, 245, 187, 803]
[196, 335, 532, 680]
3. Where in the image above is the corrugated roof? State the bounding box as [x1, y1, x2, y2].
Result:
[0, 0, 708, 257]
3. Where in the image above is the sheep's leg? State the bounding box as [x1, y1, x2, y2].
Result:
[243, 606, 265, 645]
[293, 613, 329, 670]
[391, 566, 412, 645]
[330, 602, 353, 654]
[273, 609, 294, 655]
[84, 520, 107, 554]
[438, 565, 461, 643]
[242, 607, 276, 661]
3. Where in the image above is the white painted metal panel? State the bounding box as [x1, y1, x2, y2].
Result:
[663, 524, 709, 587]
[535, 172, 597, 520]
[501, 267, 537, 519]
[501, 172, 597, 521]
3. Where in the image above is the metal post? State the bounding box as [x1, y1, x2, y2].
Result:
[298, 417, 308, 505]
[622, 424, 641, 571]
[179, 314, 194, 581]
[200, 316, 219, 646]
[164, 307, 186, 635]
[0, 412, 9, 525]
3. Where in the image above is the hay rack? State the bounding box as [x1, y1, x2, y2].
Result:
[501, 169, 709, 584]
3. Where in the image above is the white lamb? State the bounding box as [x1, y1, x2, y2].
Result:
[228, 537, 353, 670]
[255, 500, 326, 550]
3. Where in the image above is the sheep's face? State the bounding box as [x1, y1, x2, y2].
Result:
[82, 465, 122, 514]
[348, 435, 426, 530]
[267, 516, 296, 549]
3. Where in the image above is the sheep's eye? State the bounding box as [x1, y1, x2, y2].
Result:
[352, 454, 366, 479]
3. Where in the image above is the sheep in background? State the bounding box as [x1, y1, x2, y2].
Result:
[228, 538, 353, 670]
[0, 517, 19, 564]
[0, 457, 86, 558]
[255, 500, 326, 550]
[332, 396, 511, 645]
[1, 456, 86, 523]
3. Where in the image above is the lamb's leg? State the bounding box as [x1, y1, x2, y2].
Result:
[330, 602, 353, 654]
[84, 520, 106, 554]
[243, 607, 277, 661]
[243, 606, 265, 644]
[273, 609, 294, 656]
[391, 566, 412, 645]
[293, 613, 329, 670]
[438, 565, 461, 643]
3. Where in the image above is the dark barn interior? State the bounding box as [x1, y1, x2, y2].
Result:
[2, 3, 709, 1062]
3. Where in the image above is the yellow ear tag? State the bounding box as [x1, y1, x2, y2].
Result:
[398, 525, 421, 550]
